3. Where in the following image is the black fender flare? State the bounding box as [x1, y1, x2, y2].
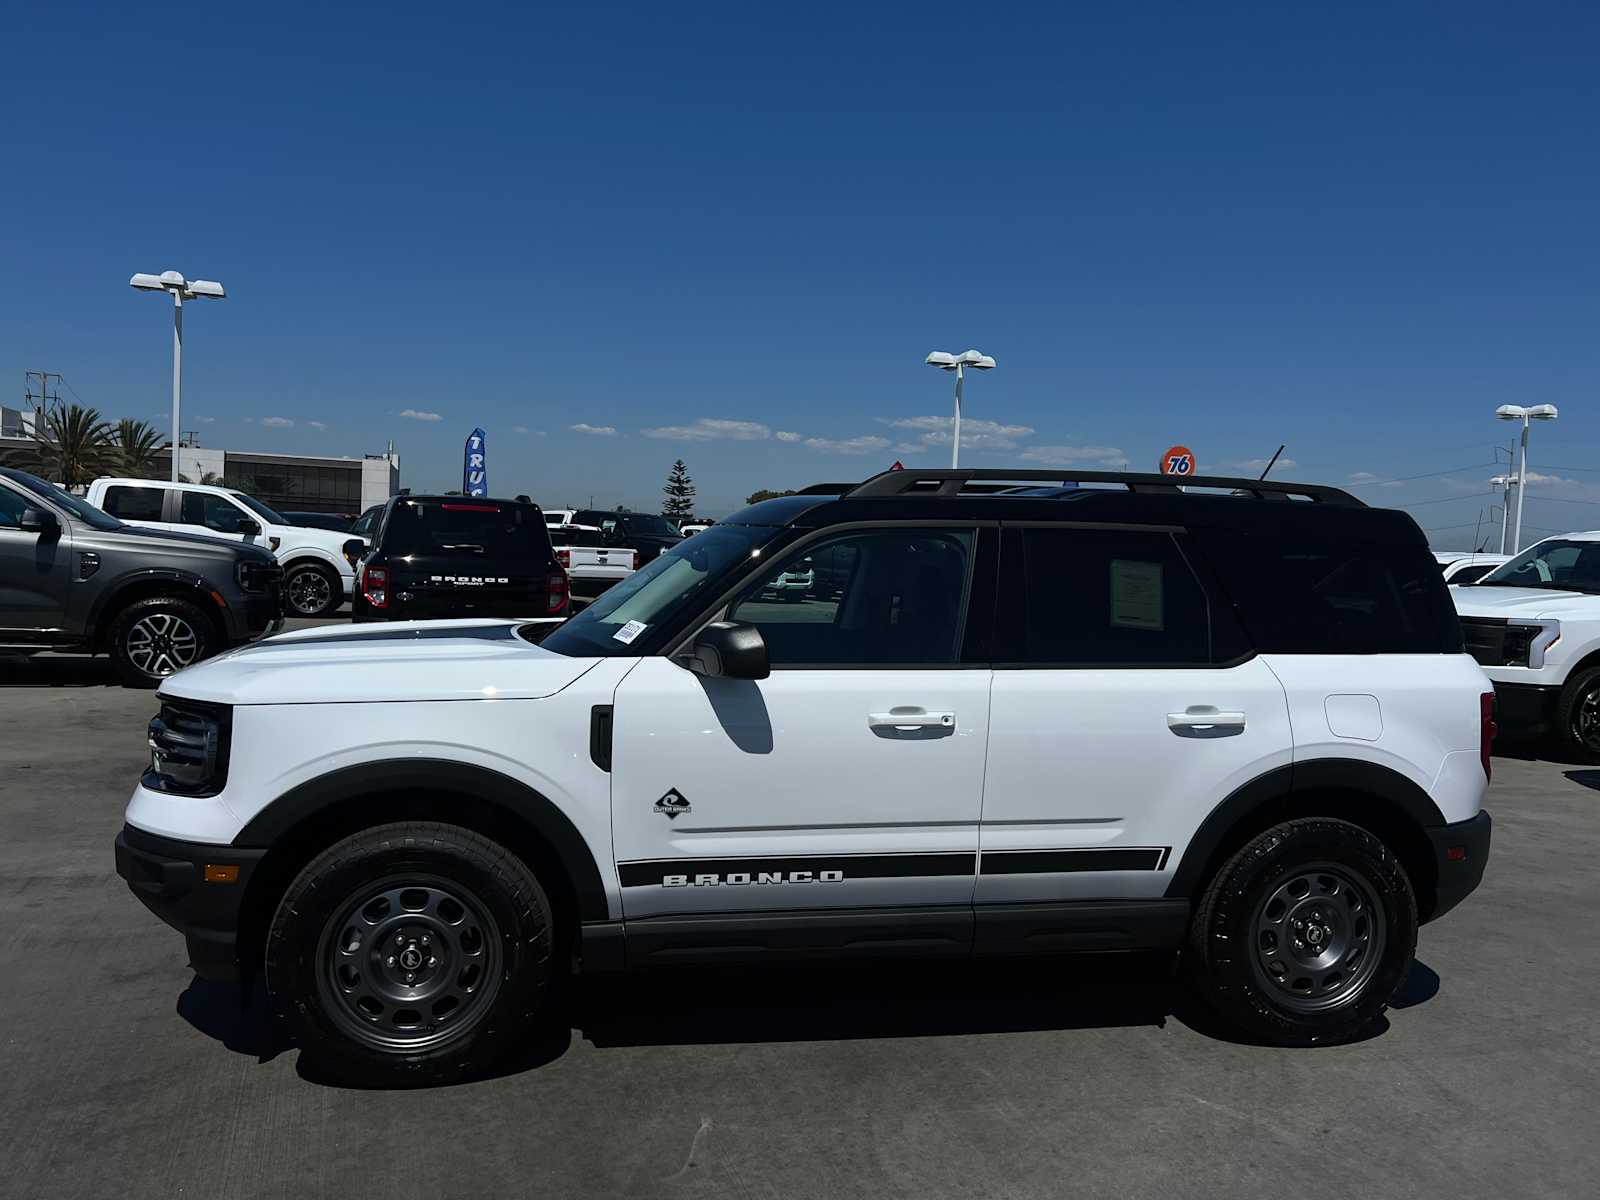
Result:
[233, 759, 610, 922]
[86, 567, 223, 643]
[1165, 758, 1447, 900]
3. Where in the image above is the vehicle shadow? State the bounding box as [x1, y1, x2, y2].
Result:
[177, 954, 1441, 1088]
[1494, 736, 1590, 766]
[0, 653, 120, 688]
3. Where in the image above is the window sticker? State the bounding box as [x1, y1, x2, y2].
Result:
[1110, 560, 1163, 630]
[613, 619, 649, 644]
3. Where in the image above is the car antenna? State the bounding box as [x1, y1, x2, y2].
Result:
[1258, 445, 1286, 480]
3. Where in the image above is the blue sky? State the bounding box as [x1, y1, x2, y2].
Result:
[4, 1, 1599, 539]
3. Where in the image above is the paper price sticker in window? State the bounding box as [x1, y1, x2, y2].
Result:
[1110, 560, 1163, 631]
[613, 620, 648, 644]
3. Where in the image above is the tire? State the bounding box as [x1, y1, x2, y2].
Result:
[265, 822, 555, 1084]
[1184, 817, 1417, 1046]
[284, 561, 343, 618]
[107, 595, 217, 688]
[1558, 666, 1600, 761]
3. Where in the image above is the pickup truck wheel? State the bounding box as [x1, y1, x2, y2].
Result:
[284, 562, 342, 618]
[1184, 817, 1416, 1046]
[266, 822, 554, 1084]
[107, 596, 216, 688]
[1558, 666, 1600, 761]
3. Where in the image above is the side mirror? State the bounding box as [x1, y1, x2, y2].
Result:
[342, 538, 367, 566]
[683, 621, 769, 680]
[238, 517, 262, 536]
[19, 507, 59, 536]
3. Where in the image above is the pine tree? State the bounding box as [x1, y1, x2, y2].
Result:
[662, 459, 696, 521]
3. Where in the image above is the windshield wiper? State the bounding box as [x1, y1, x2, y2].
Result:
[1474, 580, 1587, 592]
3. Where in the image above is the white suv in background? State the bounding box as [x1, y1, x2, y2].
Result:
[87, 477, 355, 618]
[1452, 532, 1600, 756]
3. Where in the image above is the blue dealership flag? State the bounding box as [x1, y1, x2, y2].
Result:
[463, 427, 488, 496]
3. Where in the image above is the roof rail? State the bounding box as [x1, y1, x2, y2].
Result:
[845, 468, 1363, 506]
[795, 483, 857, 496]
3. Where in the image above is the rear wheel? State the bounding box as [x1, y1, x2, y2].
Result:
[107, 595, 216, 688]
[284, 561, 343, 618]
[266, 822, 555, 1084]
[1184, 817, 1416, 1045]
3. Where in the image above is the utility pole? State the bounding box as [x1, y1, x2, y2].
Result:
[24, 371, 62, 415]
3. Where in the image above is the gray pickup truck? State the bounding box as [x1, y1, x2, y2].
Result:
[0, 466, 284, 686]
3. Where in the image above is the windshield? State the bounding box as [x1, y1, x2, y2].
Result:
[1476, 539, 1600, 592]
[619, 513, 680, 538]
[540, 524, 789, 657]
[232, 492, 289, 526]
[2, 469, 123, 531]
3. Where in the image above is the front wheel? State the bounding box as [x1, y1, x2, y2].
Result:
[107, 595, 216, 688]
[1185, 817, 1416, 1045]
[266, 822, 555, 1084]
[1559, 666, 1600, 761]
[284, 562, 343, 618]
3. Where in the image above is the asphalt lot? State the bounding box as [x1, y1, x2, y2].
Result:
[1, 632, 1596, 1199]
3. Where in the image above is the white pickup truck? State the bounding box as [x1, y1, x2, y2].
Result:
[547, 527, 637, 603]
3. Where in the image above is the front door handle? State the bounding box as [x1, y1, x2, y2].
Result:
[1167, 707, 1246, 733]
[868, 709, 956, 731]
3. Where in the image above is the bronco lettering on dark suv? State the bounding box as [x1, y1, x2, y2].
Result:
[115, 468, 1493, 1082]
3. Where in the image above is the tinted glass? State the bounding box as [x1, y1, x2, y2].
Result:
[232, 492, 289, 525]
[103, 485, 165, 522]
[350, 506, 381, 538]
[1449, 563, 1498, 585]
[380, 499, 554, 562]
[0, 483, 28, 527]
[1, 471, 122, 530]
[619, 513, 679, 538]
[570, 510, 610, 527]
[541, 524, 788, 657]
[726, 529, 973, 666]
[1009, 527, 1217, 665]
[1477, 539, 1600, 593]
[1196, 529, 1460, 654]
[180, 491, 252, 533]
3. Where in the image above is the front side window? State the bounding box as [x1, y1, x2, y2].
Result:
[180, 491, 253, 534]
[725, 528, 974, 666]
[232, 492, 290, 526]
[0, 483, 29, 527]
[1006, 527, 1221, 666]
[1477, 539, 1600, 592]
[102, 485, 165, 522]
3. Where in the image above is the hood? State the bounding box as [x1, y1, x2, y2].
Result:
[1451, 585, 1596, 619]
[161, 618, 596, 705]
[82, 521, 272, 563]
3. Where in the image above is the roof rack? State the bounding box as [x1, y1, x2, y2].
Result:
[845, 468, 1363, 506]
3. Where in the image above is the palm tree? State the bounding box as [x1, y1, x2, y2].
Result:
[6, 405, 113, 486]
[112, 419, 168, 478]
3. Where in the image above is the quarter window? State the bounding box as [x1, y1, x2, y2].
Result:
[726, 529, 974, 666]
[102, 485, 165, 522]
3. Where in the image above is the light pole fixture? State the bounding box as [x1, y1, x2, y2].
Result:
[131, 270, 226, 481]
[1495, 403, 1559, 555]
[1488, 474, 1515, 555]
[926, 349, 996, 468]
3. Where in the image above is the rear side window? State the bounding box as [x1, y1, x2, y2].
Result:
[102, 485, 165, 521]
[1196, 530, 1460, 654]
[1003, 527, 1240, 666]
[381, 500, 554, 562]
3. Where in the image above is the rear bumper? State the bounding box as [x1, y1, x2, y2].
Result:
[1424, 810, 1492, 923]
[114, 825, 266, 981]
[1491, 682, 1562, 737]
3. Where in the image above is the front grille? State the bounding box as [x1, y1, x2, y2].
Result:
[1460, 617, 1538, 667]
[145, 699, 232, 796]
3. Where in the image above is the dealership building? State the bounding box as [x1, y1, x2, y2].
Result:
[1, 406, 400, 515]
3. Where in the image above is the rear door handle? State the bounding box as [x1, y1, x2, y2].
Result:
[868, 709, 956, 731]
[1167, 707, 1246, 732]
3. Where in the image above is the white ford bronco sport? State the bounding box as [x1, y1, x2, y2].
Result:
[115, 468, 1494, 1082]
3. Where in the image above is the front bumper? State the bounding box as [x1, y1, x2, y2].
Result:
[114, 824, 266, 981]
[1490, 681, 1562, 737]
[1424, 810, 1492, 923]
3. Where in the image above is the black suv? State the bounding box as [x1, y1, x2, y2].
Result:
[349, 494, 569, 621]
[0, 467, 284, 686]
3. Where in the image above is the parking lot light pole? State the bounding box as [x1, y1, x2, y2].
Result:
[1495, 404, 1559, 554]
[131, 271, 226, 482]
[1489, 475, 1514, 554]
[926, 349, 996, 467]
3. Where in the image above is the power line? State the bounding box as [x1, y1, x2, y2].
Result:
[1345, 461, 1497, 487]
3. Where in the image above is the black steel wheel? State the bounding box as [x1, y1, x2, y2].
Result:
[1185, 817, 1416, 1045]
[284, 562, 342, 617]
[267, 822, 555, 1084]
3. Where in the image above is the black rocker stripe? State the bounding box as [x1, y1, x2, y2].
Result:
[618, 853, 975, 888]
[617, 848, 1170, 887]
[979, 848, 1166, 875]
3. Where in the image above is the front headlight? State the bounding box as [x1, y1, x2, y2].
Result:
[1504, 619, 1561, 668]
[145, 699, 232, 796]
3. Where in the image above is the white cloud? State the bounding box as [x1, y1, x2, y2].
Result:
[197, 416, 215, 424]
[513, 426, 547, 436]
[307, 420, 328, 431]
[893, 442, 924, 454]
[775, 431, 803, 443]
[881, 415, 1035, 438]
[803, 435, 892, 455]
[1018, 444, 1130, 467]
[571, 423, 618, 436]
[258, 416, 294, 428]
[1224, 457, 1297, 473]
[1347, 471, 1381, 483]
[398, 408, 443, 422]
[641, 418, 770, 441]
